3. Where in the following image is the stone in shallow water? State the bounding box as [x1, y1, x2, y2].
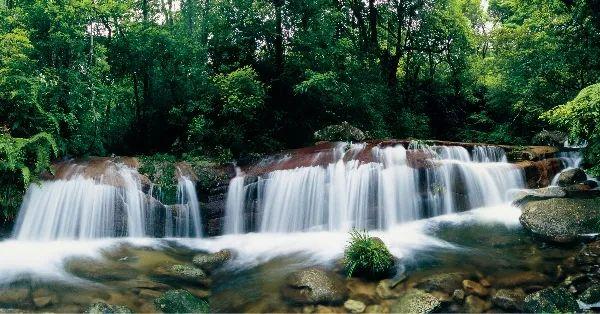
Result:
[281, 267, 348, 305]
[523, 287, 580, 313]
[0, 288, 29, 307]
[154, 289, 209, 313]
[192, 249, 233, 272]
[152, 264, 210, 286]
[344, 299, 366, 313]
[491, 288, 525, 311]
[85, 302, 133, 314]
[519, 197, 600, 243]
[375, 279, 398, 299]
[65, 257, 137, 281]
[463, 295, 491, 313]
[390, 289, 441, 314]
[462, 279, 488, 297]
[415, 272, 465, 294]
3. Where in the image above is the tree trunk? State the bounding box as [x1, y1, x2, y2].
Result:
[273, 0, 284, 78]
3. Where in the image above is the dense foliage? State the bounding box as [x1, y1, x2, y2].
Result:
[1, 0, 600, 219]
[543, 84, 600, 175]
[344, 229, 395, 279]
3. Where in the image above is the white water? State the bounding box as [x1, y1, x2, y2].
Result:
[12, 163, 204, 240]
[165, 176, 203, 237]
[225, 143, 524, 233]
[550, 150, 586, 186]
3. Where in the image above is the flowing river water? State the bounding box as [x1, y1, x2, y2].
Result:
[0, 143, 583, 312]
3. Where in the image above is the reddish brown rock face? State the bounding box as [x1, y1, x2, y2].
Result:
[515, 158, 564, 188]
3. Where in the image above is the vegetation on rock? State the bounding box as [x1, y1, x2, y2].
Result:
[344, 229, 395, 279]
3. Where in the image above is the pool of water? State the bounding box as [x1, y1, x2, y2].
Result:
[0, 205, 580, 312]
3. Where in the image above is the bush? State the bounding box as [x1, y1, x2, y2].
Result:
[314, 121, 366, 142]
[344, 229, 395, 279]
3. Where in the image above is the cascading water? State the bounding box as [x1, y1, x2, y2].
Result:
[165, 176, 203, 237]
[12, 161, 204, 240]
[225, 143, 525, 234]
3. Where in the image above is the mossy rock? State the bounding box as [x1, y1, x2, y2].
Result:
[523, 287, 580, 313]
[85, 302, 132, 314]
[390, 289, 441, 314]
[154, 289, 210, 313]
[579, 284, 600, 304]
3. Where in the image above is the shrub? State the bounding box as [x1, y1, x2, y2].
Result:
[344, 229, 395, 279]
[314, 121, 366, 142]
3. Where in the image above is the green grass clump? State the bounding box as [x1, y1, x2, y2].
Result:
[344, 229, 395, 279]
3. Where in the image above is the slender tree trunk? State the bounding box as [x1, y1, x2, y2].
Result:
[274, 0, 284, 78]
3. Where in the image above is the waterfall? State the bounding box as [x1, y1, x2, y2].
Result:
[13, 163, 149, 240]
[550, 150, 585, 186]
[225, 143, 524, 233]
[13, 161, 204, 240]
[165, 176, 203, 237]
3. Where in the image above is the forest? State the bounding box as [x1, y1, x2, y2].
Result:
[1, 0, 600, 221]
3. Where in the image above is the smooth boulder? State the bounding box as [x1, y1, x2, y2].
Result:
[519, 197, 600, 242]
[281, 268, 348, 305]
[154, 289, 209, 313]
[557, 168, 587, 187]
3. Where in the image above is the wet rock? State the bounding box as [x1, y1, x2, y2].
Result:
[523, 287, 580, 313]
[192, 249, 232, 272]
[364, 305, 386, 313]
[575, 240, 600, 270]
[512, 186, 567, 206]
[557, 168, 588, 187]
[390, 289, 441, 314]
[452, 289, 465, 302]
[282, 268, 348, 305]
[491, 288, 525, 311]
[315, 305, 346, 313]
[32, 288, 57, 308]
[0, 288, 29, 306]
[463, 295, 490, 313]
[415, 272, 464, 293]
[494, 271, 550, 288]
[579, 284, 600, 304]
[585, 180, 599, 189]
[344, 299, 366, 313]
[462, 279, 488, 297]
[65, 258, 137, 281]
[85, 302, 133, 314]
[152, 264, 209, 286]
[302, 305, 315, 313]
[519, 197, 600, 243]
[154, 289, 209, 313]
[138, 289, 162, 299]
[375, 279, 398, 299]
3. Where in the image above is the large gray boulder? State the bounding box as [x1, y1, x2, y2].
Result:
[281, 268, 348, 305]
[557, 168, 588, 187]
[390, 289, 441, 314]
[519, 197, 600, 243]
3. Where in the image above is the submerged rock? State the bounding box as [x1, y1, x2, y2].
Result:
[462, 279, 488, 297]
[493, 271, 550, 288]
[519, 197, 600, 243]
[152, 264, 209, 286]
[0, 288, 29, 307]
[65, 258, 137, 281]
[463, 295, 491, 313]
[344, 299, 366, 313]
[390, 289, 441, 314]
[557, 168, 588, 187]
[281, 267, 348, 305]
[192, 249, 232, 272]
[85, 302, 133, 314]
[523, 287, 580, 313]
[154, 289, 210, 313]
[415, 272, 464, 293]
[491, 288, 525, 311]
